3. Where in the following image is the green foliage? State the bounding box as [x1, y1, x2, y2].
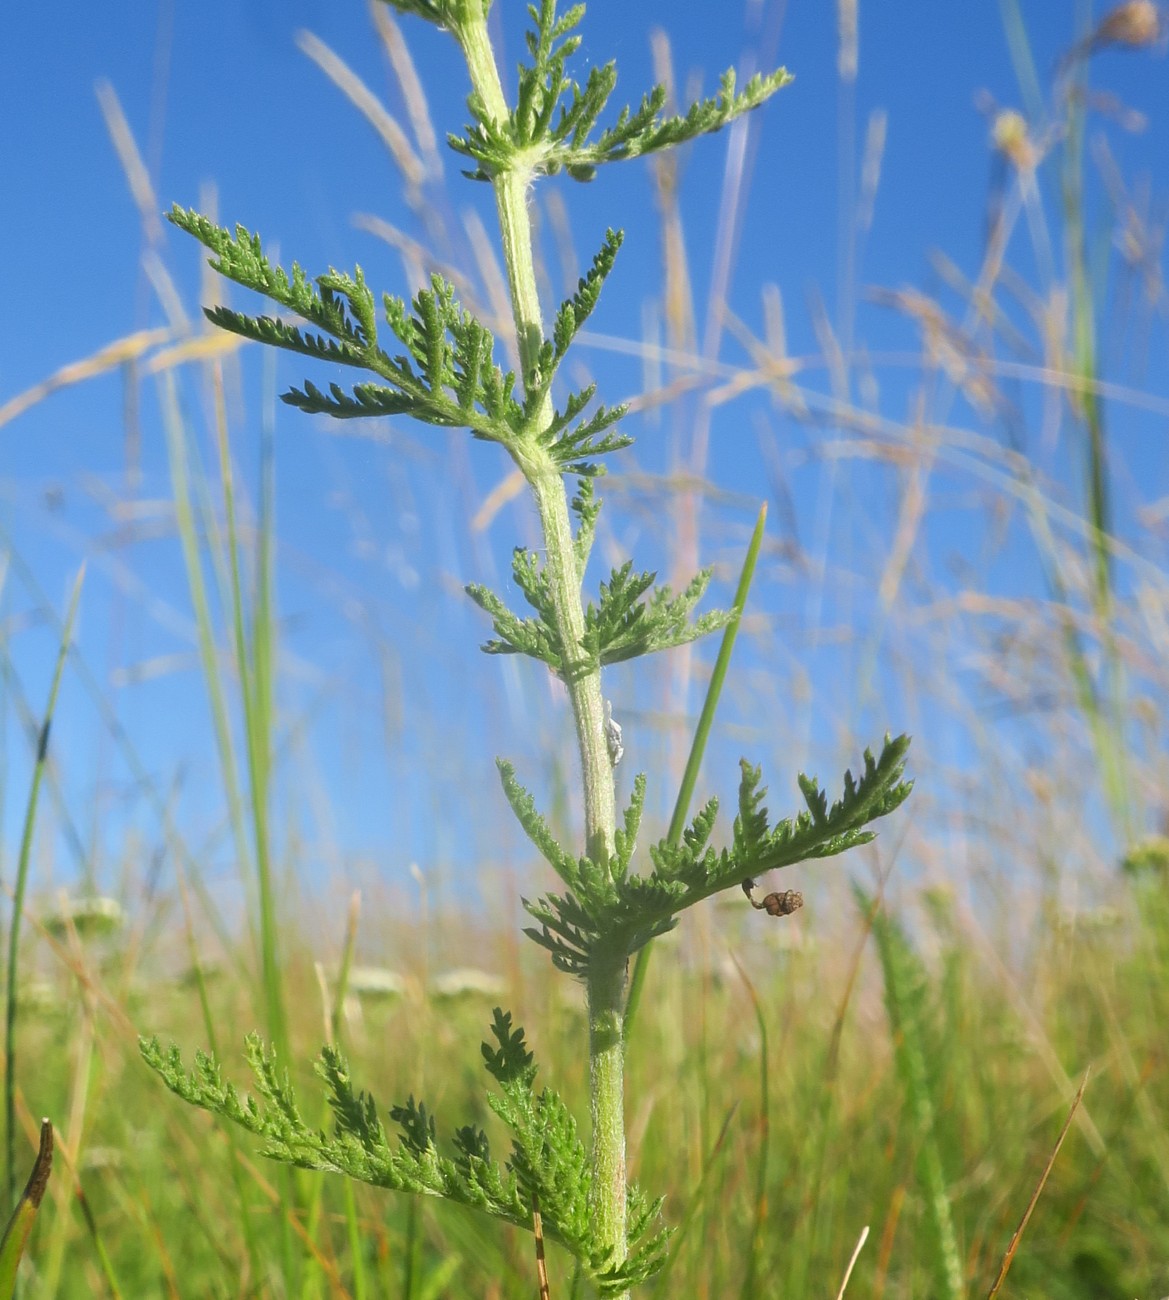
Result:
[170, 207, 636, 478]
[158, 1, 888, 1292]
[548, 229, 622, 363]
[0, 1121, 53, 1298]
[855, 884, 964, 1300]
[519, 734, 913, 975]
[465, 550, 562, 669]
[582, 564, 732, 666]
[534, 388, 631, 477]
[378, 0, 473, 28]
[447, 1, 793, 181]
[140, 1011, 667, 1294]
[571, 477, 602, 576]
[466, 553, 732, 675]
[169, 206, 522, 438]
[497, 758, 584, 890]
[613, 773, 646, 879]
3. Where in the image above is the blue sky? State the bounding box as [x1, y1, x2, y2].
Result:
[2, 1, 1167, 911]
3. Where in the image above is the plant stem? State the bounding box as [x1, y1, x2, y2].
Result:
[457, 4, 626, 1278]
[1058, 52, 1129, 843]
[587, 950, 628, 1273]
[524, 462, 618, 866]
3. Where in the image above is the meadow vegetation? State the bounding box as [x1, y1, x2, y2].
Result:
[2, 1, 1169, 1296]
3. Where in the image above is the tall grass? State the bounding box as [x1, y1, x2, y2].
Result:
[3, 569, 83, 1213]
[2, 0, 1168, 1295]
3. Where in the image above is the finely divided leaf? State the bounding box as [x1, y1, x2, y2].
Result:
[521, 736, 912, 975]
[140, 1019, 668, 1292]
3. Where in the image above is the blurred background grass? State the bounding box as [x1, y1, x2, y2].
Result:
[3, 0, 1169, 1295]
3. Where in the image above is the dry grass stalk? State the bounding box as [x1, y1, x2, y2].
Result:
[296, 29, 425, 190]
[985, 1069, 1091, 1299]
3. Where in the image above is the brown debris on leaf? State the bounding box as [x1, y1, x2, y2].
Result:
[741, 879, 804, 918]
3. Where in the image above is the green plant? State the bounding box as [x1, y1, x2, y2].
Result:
[140, 1, 911, 1292]
[854, 885, 962, 1299]
[5, 571, 82, 1218]
[0, 1121, 53, 1298]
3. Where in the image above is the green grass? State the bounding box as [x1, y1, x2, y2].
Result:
[4, 1, 1169, 1295]
[4, 569, 83, 1216]
[4, 885, 1168, 1296]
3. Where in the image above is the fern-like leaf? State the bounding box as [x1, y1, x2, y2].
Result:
[497, 760, 581, 890]
[139, 1015, 669, 1293]
[465, 547, 565, 667]
[571, 476, 602, 577]
[170, 207, 526, 442]
[613, 774, 646, 881]
[582, 563, 732, 665]
[521, 736, 912, 975]
[447, 3, 792, 184]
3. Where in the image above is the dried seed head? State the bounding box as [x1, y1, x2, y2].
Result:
[1093, 1, 1162, 49]
[1063, 1, 1165, 68]
[991, 109, 1035, 171]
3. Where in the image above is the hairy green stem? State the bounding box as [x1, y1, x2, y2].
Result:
[587, 951, 628, 1271]
[458, 3, 626, 1278]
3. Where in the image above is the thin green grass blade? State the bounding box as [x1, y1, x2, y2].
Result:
[72, 1176, 124, 1299]
[344, 1179, 367, 1300]
[160, 368, 264, 1283]
[160, 369, 256, 942]
[999, 0, 1129, 846]
[729, 954, 770, 1300]
[624, 502, 768, 1039]
[210, 368, 296, 1282]
[997, 0, 1045, 124]
[854, 884, 963, 1299]
[404, 1197, 421, 1300]
[1055, 25, 1129, 841]
[0, 553, 9, 909]
[0, 1119, 52, 1298]
[4, 567, 83, 1214]
[418, 1255, 462, 1300]
[650, 1104, 738, 1299]
[304, 892, 363, 1297]
[212, 370, 287, 1057]
[0, 518, 244, 980]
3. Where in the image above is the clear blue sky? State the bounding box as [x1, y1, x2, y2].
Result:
[2, 1, 1167, 908]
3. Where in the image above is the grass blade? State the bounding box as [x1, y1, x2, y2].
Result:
[305, 892, 364, 1296]
[650, 1104, 738, 1298]
[835, 1224, 869, 1300]
[1054, 20, 1129, 842]
[212, 365, 287, 1056]
[855, 883, 963, 1300]
[0, 1119, 52, 1297]
[728, 953, 770, 1300]
[159, 368, 255, 945]
[624, 502, 767, 1038]
[4, 566, 83, 1213]
[986, 1070, 1090, 1299]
